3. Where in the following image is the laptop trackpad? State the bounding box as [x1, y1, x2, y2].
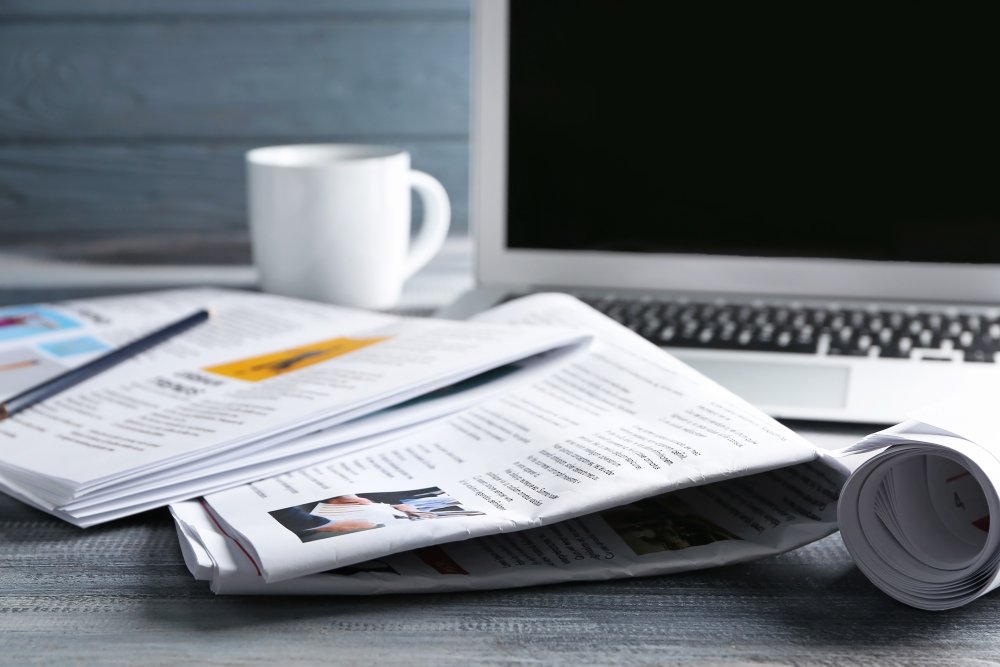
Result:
[680, 359, 850, 409]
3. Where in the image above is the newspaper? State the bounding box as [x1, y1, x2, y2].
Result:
[837, 391, 1000, 610]
[171, 293, 849, 593]
[0, 289, 590, 526]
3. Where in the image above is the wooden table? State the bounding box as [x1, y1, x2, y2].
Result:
[1, 278, 998, 666]
[3, 491, 997, 666]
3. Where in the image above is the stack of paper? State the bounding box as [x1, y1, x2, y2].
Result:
[0, 289, 590, 526]
[169, 294, 850, 595]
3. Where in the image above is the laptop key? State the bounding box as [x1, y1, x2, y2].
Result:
[965, 349, 995, 363]
[828, 346, 870, 356]
[916, 329, 940, 348]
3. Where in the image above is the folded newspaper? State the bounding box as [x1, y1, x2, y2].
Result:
[0, 289, 589, 526]
[837, 391, 1000, 610]
[171, 293, 850, 594]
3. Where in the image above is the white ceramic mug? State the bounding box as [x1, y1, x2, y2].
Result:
[246, 144, 451, 309]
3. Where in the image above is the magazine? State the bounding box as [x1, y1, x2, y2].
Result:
[171, 293, 850, 593]
[0, 289, 590, 526]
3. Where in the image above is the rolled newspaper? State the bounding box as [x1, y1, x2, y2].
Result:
[838, 391, 1000, 611]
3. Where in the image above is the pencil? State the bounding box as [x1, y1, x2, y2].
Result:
[0, 359, 40, 373]
[0, 308, 211, 421]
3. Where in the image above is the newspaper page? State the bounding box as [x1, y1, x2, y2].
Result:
[191, 293, 848, 585]
[45, 341, 581, 527]
[0, 288, 242, 395]
[0, 289, 589, 526]
[838, 389, 1000, 610]
[171, 457, 842, 594]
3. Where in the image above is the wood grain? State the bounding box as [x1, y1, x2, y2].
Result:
[0, 140, 469, 250]
[0, 0, 470, 17]
[2, 490, 998, 666]
[0, 3, 471, 252]
[0, 19, 469, 140]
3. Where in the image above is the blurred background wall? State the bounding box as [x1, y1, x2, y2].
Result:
[0, 0, 470, 264]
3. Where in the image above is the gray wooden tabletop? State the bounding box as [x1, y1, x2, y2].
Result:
[3, 487, 999, 666]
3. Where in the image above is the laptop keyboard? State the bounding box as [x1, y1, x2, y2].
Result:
[575, 296, 1000, 363]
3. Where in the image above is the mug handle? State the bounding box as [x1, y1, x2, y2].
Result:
[404, 170, 451, 279]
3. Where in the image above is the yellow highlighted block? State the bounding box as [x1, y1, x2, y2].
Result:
[205, 336, 389, 382]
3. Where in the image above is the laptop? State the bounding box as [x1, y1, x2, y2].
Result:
[442, 1, 1000, 425]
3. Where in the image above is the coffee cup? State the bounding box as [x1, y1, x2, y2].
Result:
[246, 144, 451, 309]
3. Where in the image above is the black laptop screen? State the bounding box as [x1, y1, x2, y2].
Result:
[506, 1, 1000, 263]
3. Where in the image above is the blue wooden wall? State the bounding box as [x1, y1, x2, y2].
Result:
[0, 0, 471, 263]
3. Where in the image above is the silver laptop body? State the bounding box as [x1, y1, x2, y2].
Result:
[443, 1, 1000, 425]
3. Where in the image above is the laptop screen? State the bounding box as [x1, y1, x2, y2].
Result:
[506, 1, 1000, 264]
